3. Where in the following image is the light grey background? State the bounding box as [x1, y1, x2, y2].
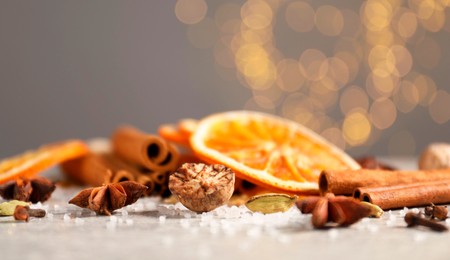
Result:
[0, 1, 449, 158]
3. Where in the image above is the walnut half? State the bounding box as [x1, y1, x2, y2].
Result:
[168, 163, 235, 213]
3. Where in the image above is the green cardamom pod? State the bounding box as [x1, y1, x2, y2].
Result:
[360, 201, 384, 218]
[245, 193, 298, 214]
[0, 200, 30, 216]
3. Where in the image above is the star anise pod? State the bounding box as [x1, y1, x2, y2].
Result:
[296, 193, 372, 228]
[0, 177, 56, 203]
[69, 181, 148, 215]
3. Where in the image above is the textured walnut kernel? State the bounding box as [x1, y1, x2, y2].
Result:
[168, 163, 235, 213]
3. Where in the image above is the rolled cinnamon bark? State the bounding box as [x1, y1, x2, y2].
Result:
[320, 169, 450, 195]
[145, 171, 171, 197]
[112, 126, 179, 172]
[355, 181, 450, 210]
[136, 175, 155, 196]
[111, 170, 135, 183]
[60, 154, 112, 186]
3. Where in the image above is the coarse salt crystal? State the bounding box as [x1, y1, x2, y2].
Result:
[109, 216, 118, 223]
[75, 218, 85, 226]
[159, 215, 167, 223]
[63, 214, 71, 222]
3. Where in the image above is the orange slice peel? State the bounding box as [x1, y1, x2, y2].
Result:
[0, 140, 89, 184]
[190, 111, 360, 194]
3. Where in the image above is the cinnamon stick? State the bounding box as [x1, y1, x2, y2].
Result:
[136, 175, 155, 196]
[111, 170, 135, 183]
[112, 126, 179, 172]
[61, 153, 112, 186]
[320, 169, 450, 195]
[100, 153, 156, 195]
[354, 181, 450, 210]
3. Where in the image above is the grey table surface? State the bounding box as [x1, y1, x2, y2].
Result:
[1, 157, 449, 260]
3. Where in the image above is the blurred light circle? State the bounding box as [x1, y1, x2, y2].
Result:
[285, 1, 315, 33]
[369, 98, 397, 129]
[315, 5, 344, 36]
[342, 111, 372, 146]
[340, 85, 369, 115]
[276, 59, 305, 92]
[175, 0, 208, 25]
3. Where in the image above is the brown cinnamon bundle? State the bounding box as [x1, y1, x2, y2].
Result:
[354, 181, 450, 210]
[112, 126, 179, 172]
[61, 153, 139, 187]
[144, 170, 171, 197]
[319, 169, 450, 195]
[61, 153, 113, 186]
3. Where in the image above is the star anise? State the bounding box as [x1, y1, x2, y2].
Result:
[296, 193, 372, 228]
[0, 177, 56, 203]
[69, 181, 148, 215]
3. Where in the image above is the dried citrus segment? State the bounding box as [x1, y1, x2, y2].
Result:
[190, 111, 360, 194]
[177, 119, 198, 138]
[0, 140, 89, 184]
[158, 124, 191, 147]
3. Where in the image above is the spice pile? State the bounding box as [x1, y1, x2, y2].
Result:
[0, 110, 450, 233]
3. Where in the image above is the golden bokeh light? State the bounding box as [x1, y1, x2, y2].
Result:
[340, 86, 370, 115]
[321, 127, 346, 150]
[429, 90, 450, 124]
[175, 0, 208, 25]
[276, 59, 305, 92]
[177, 0, 450, 151]
[315, 5, 344, 36]
[343, 111, 372, 146]
[299, 49, 328, 81]
[241, 0, 273, 30]
[285, 1, 315, 33]
[369, 98, 397, 129]
[395, 9, 418, 38]
[393, 80, 419, 113]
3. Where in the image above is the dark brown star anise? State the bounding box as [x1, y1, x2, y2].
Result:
[69, 181, 148, 215]
[0, 177, 56, 203]
[296, 193, 372, 228]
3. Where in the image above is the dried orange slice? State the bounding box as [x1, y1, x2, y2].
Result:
[190, 111, 360, 194]
[158, 124, 191, 147]
[0, 140, 89, 184]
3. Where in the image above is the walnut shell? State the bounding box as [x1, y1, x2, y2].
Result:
[168, 163, 235, 213]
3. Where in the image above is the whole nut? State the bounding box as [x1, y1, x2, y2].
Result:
[419, 143, 450, 170]
[168, 163, 235, 213]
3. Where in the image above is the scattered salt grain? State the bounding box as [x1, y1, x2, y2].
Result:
[411, 208, 420, 214]
[75, 218, 85, 226]
[121, 210, 128, 218]
[106, 221, 117, 230]
[109, 216, 118, 223]
[125, 219, 134, 226]
[159, 216, 167, 224]
[180, 219, 190, 229]
[46, 213, 54, 220]
[63, 214, 71, 222]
